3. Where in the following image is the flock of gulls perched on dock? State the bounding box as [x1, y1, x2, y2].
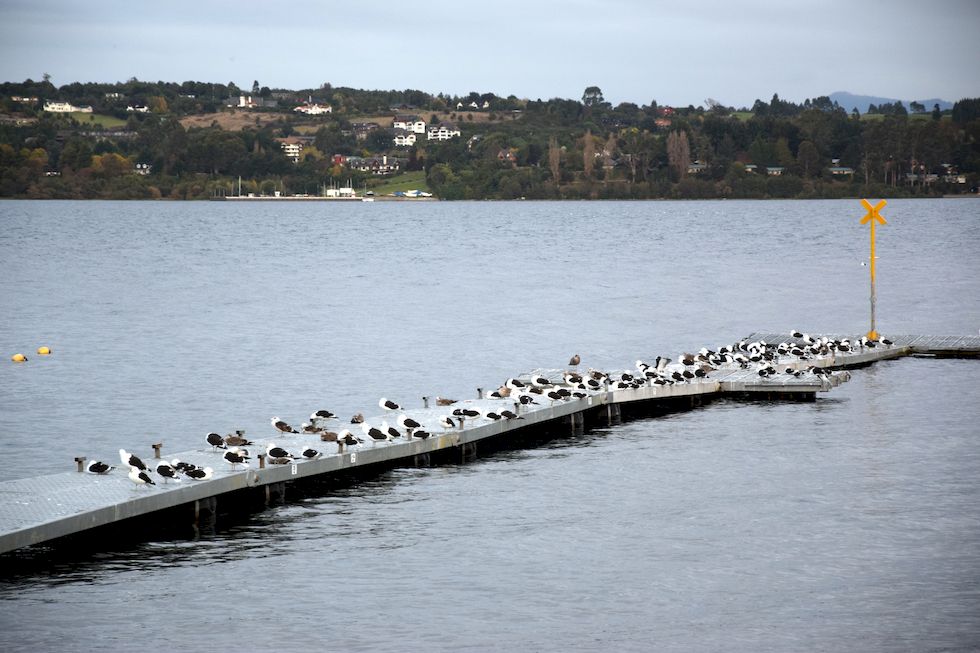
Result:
[81, 331, 894, 488]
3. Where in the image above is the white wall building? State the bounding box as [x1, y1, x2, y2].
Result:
[393, 129, 417, 147]
[294, 104, 333, 115]
[43, 101, 92, 113]
[393, 114, 426, 134]
[427, 122, 461, 141]
[276, 138, 305, 162]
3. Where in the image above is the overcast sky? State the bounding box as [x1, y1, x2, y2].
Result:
[2, 0, 978, 108]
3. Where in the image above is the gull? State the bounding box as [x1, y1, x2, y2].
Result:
[398, 414, 422, 437]
[184, 466, 213, 481]
[155, 461, 181, 483]
[379, 398, 401, 413]
[223, 448, 250, 469]
[128, 466, 155, 488]
[85, 460, 114, 474]
[206, 432, 227, 450]
[119, 449, 148, 472]
[271, 417, 299, 436]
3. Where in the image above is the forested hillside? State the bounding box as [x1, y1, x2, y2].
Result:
[1, 78, 977, 199]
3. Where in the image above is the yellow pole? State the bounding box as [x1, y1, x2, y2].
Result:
[860, 199, 887, 340]
[868, 213, 878, 340]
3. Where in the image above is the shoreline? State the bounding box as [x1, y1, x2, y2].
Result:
[211, 195, 436, 202]
[1, 195, 976, 202]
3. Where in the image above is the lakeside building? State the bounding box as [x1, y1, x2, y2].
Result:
[393, 114, 426, 134]
[427, 122, 460, 141]
[43, 101, 92, 113]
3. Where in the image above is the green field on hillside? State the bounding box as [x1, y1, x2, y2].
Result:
[367, 170, 430, 195]
[72, 112, 126, 128]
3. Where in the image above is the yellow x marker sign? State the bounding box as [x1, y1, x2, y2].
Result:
[860, 198, 887, 224]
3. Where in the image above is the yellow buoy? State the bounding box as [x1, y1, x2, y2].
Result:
[37, 346, 51, 355]
[11, 353, 27, 362]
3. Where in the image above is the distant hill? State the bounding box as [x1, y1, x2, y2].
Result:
[829, 91, 954, 114]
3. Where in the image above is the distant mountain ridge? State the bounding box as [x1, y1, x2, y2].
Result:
[829, 91, 954, 114]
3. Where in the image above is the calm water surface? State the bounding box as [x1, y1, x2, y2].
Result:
[0, 199, 978, 651]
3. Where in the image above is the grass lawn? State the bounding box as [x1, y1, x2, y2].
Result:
[72, 112, 127, 128]
[733, 111, 753, 121]
[367, 170, 430, 194]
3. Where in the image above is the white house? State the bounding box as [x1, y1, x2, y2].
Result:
[43, 101, 92, 113]
[229, 95, 260, 109]
[294, 103, 332, 115]
[427, 122, 460, 141]
[126, 105, 150, 113]
[393, 129, 417, 147]
[347, 155, 402, 175]
[393, 114, 426, 134]
[276, 137, 306, 163]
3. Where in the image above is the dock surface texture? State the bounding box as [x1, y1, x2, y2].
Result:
[2, 332, 977, 555]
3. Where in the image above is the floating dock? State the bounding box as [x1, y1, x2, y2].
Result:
[2, 332, 977, 556]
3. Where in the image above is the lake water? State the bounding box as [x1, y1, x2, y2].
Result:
[0, 198, 978, 651]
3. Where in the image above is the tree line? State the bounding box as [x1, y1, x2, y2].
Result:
[0, 79, 977, 200]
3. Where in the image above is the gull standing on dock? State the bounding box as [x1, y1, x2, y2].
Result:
[119, 449, 149, 472]
[271, 417, 299, 436]
[128, 466, 155, 488]
[382, 420, 401, 440]
[206, 432, 227, 450]
[223, 448, 250, 469]
[398, 414, 421, 436]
